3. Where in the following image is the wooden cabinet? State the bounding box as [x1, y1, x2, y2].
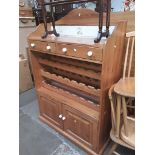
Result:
[28, 9, 127, 155]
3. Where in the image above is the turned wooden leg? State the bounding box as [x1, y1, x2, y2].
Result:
[122, 96, 128, 136]
[116, 95, 121, 137]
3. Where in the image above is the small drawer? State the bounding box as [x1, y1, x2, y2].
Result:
[56, 43, 103, 62]
[29, 40, 55, 53]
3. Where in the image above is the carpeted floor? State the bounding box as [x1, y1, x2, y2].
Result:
[19, 88, 135, 155]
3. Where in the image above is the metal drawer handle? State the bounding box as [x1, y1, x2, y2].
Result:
[87, 51, 93, 57]
[59, 114, 62, 119]
[62, 47, 67, 53]
[62, 116, 66, 120]
[31, 43, 35, 48]
[46, 45, 51, 50]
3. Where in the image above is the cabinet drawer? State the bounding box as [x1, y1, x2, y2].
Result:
[56, 43, 103, 62]
[39, 95, 63, 129]
[29, 40, 55, 53]
[63, 105, 97, 150]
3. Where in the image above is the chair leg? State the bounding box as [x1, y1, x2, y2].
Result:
[108, 143, 118, 155]
[122, 96, 128, 136]
[116, 95, 121, 137]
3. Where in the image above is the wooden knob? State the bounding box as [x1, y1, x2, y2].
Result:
[31, 43, 35, 48]
[46, 45, 51, 50]
[73, 48, 77, 52]
[62, 47, 67, 53]
[74, 120, 77, 123]
[87, 51, 93, 57]
[62, 116, 66, 120]
[58, 114, 62, 118]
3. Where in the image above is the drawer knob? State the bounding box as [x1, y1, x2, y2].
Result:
[62, 47, 67, 53]
[46, 45, 51, 50]
[73, 48, 77, 52]
[31, 43, 35, 48]
[62, 116, 66, 120]
[87, 51, 93, 57]
[59, 114, 62, 118]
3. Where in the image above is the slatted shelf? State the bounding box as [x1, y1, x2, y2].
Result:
[40, 69, 100, 97]
[38, 58, 101, 80]
[42, 80, 99, 108]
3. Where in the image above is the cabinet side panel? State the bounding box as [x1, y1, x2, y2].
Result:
[28, 50, 43, 89]
[98, 21, 127, 151]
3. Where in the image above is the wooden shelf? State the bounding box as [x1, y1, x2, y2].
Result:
[42, 81, 100, 110]
[38, 58, 101, 80]
[40, 69, 100, 97]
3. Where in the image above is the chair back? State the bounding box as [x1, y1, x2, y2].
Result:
[123, 31, 135, 79]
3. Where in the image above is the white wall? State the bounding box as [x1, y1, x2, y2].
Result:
[111, 0, 125, 12]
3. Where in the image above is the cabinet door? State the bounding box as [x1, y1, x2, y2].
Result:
[39, 96, 63, 129]
[63, 105, 97, 150]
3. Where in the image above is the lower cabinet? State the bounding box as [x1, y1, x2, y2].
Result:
[38, 95, 98, 151]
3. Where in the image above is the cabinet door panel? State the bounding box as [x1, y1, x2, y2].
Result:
[63, 105, 97, 149]
[39, 96, 63, 129]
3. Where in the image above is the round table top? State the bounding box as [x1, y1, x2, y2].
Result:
[114, 77, 135, 97]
